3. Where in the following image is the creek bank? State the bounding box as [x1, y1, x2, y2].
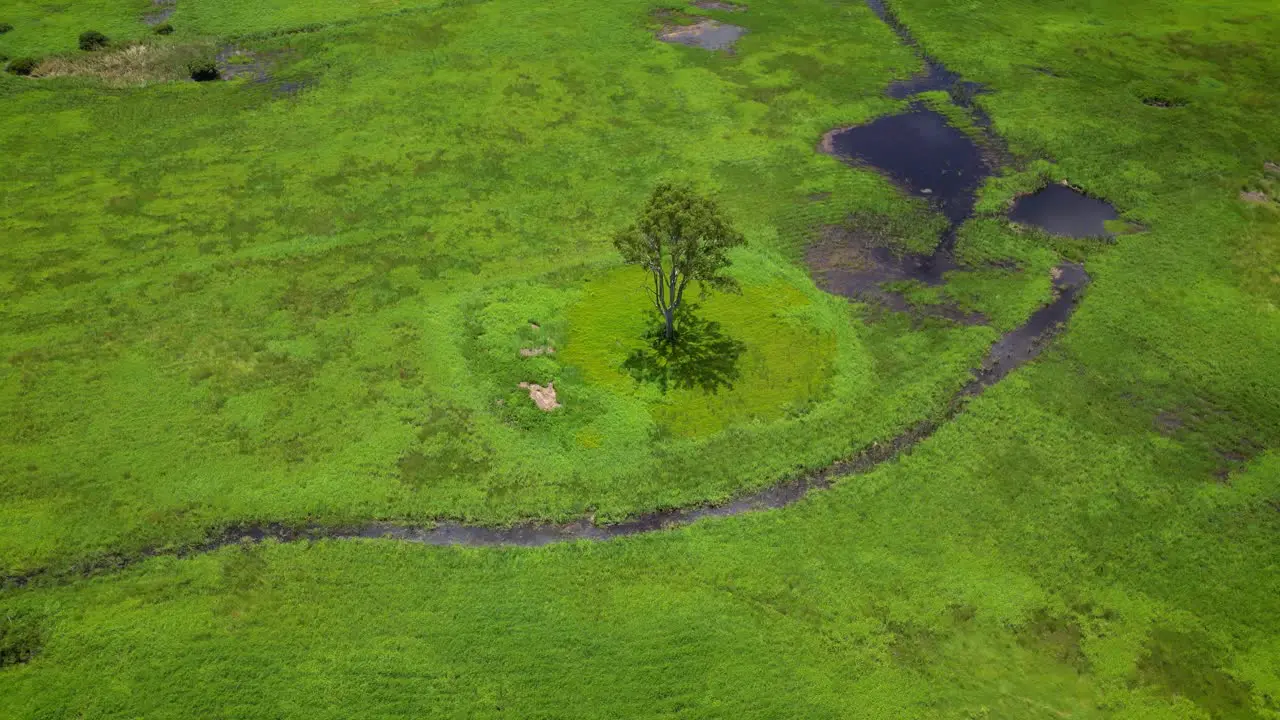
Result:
[0, 0, 1114, 589]
[3, 260, 1089, 589]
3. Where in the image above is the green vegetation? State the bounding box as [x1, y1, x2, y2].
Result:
[1, 0, 1278, 716]
[76, 30, 109, 52]
[5, 56, 35, 75]
[187, 57, 218, 81]
[613, 182, 747, 339]
[562, 265, 837, 438]
[0, 0, 975, 575]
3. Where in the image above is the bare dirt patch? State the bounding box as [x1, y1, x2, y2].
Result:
[1240, 190, 1272, 205]
[658, 20, 747, 51]
[518, 382, 560, 411]
[519, 346, 555, 358]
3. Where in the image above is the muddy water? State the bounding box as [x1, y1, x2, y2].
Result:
[143, 0, 175, 26]
[659, 20, 747, 51]
[1010, 184, 1119, 237]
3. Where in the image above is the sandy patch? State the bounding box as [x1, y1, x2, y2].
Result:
[518, 382, 560, 411]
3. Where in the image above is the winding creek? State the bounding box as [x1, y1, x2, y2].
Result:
[3, 0, 1116, 588]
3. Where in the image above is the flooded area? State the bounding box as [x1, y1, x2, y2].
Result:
[1009, 184, 1119, 237]
[658, 20, 747, 51]
[0, 0, 1116, 588]
[822, 109, 990, 226]
[143, 0, 175, 26]
[806, 224, 984, 322]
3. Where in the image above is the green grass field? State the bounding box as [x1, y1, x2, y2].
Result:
[2, 0, 1278, 716]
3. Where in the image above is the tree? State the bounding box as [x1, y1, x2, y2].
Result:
[613, 183, 746, 340]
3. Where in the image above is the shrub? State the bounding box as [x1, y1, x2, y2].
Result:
[0, 611, 45, 669]
[78, 30, 109, 51]
[153, 22, 174, 35]
[0, 22, 14, 34]
[6, 57, 37, 76]
[188, 59, 219, 82]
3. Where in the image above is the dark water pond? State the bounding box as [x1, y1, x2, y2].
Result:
[1009, 184, 1118, 237]
[824, 108, 991, 226]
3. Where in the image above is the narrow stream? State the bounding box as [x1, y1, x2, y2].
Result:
[2, 0, 1105, 589]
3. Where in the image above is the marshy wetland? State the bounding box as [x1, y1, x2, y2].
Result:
[1, 0, 1278, 716]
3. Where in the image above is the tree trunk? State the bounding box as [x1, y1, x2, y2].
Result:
[663, 307, 675, 340]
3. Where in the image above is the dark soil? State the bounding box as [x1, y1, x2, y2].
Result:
[806, 224, 986, 324]
[1154, 410, 1184, 436]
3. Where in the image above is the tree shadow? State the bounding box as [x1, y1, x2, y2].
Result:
[623, 306, 746, 394]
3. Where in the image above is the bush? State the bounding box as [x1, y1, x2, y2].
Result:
[188, 59, 219, 82]
[6, 57, 37, 76]
[0, 611, 45, 669]
[0, 22, 14, 34]
[78, 30, 109, 51]
[153, 22, 174, 35]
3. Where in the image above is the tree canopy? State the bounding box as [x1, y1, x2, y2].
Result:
[613, 183, 746, 339]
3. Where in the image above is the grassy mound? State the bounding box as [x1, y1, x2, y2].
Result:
[562, 266, 837, 438]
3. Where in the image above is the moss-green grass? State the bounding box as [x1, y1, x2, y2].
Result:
[0, 0, 152, 56]
[2, 0, 1279, 716]
[0, 0, 998, 574]
[562, 264, 838, 438]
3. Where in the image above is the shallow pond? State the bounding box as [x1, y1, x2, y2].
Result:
[1009, 184, 1118, 237]
[823, 108, 991, 226]
[659, 20, 747, 51]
